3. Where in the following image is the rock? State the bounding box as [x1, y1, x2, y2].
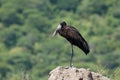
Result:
[48, 66, 111, 80]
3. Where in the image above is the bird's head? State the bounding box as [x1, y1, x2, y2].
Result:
[52, 21, 67, 37]
[60, 21, 67, 27]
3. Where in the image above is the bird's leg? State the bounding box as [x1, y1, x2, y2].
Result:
[70, 44, 74, 67]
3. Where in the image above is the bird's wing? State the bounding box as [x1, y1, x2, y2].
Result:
[65, 26, 83, 40]
[65, 26, 89, 54]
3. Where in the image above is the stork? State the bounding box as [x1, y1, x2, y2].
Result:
[52, 21, 90, 67]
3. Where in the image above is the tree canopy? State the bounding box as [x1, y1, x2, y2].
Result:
[0, 0, 120, 80]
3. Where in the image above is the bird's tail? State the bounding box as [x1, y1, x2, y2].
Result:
[78, 41, 90, 55]
[82, 41, 90, 55]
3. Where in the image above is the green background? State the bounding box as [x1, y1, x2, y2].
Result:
[0, 0, 120, 80]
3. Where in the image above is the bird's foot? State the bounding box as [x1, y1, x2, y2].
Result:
[64, 65, 74, 69]
[70, 63, 74, 68]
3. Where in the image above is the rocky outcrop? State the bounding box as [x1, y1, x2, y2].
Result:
[48, 66, 111, 80]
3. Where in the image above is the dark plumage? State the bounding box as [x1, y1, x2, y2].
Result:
[52, 21, 90, 67]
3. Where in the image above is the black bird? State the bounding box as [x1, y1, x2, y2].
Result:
[52, 21, 90, 67]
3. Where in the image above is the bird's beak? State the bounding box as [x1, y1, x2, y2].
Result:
[52, 24, 61, 37]
[52, 29, 58, 37]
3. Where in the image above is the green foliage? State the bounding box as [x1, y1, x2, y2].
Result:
[0, 0, 120, 80]
[54, 0, 80, 11]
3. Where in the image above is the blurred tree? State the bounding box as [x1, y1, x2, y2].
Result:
[25, 13, 50, 33]
[0, 0, 120, 80]
[77, 0, 110, 16]
[0, 2, 24, 26]
[55, 0, 80, 12]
